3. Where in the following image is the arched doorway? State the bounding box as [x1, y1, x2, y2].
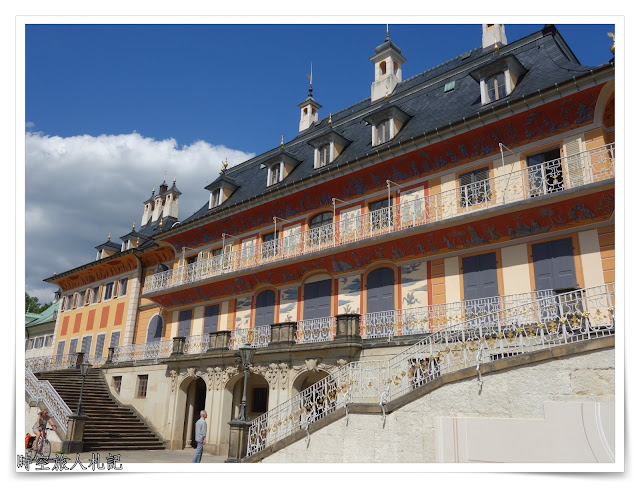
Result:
[229, 373, 270, 421]
[292, 370, 330, 396]
[182, 377, 207, 448]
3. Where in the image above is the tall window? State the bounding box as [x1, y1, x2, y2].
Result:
[526, 148, 563, 197]
[118, 278, 128, 297]
[136, 375, 149, 398]
[369, 199, 392, 230]
[91, 287, 100, 304]
[103, 282, 114, 300]
[375, 119, 392, 145]
[459, 167, 491, 207]
[262, 231, 278, 259]
[268, 163, 281, 186]
[318, 144, 330, 168]
[309, 212, 333, 247]
[486, 72, 506, 102]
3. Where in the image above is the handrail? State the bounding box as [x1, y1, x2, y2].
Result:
[143, 144, 614, 295]
[245, 283, 615, 457]
[25, 353, 80, 373]
[25, 369, 73, 435]
[229, 326, 271, 350]
[111, 339, 174, 364]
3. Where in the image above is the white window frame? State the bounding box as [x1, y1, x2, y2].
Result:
[315, 143, 333, 169]
[267, 162, 284, 186]
[94, 332, 107, 358]
[373, 119, 393, 146]
[45, 335, 53, 347]
[103, 281, 114, 301]
[209, 187, 224, 209]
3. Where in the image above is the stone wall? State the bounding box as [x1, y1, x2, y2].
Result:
[262, 347, 615, 463]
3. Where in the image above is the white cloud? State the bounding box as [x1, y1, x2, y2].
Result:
[25, 132, 254, 304]
[25, 121, 35, 129]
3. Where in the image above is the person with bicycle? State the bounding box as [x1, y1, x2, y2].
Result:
[32, 409, 56, 454]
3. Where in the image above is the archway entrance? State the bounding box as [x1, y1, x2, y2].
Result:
[182, 377, 206, 448]
[230, 374, 269, 421]
[292, 370, 330, 396]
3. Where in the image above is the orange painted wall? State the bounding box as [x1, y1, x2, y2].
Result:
[430, 259, 446, 305]
[598, 225, 615, 284]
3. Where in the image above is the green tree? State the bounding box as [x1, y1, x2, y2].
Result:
[25, 293, 51, 314]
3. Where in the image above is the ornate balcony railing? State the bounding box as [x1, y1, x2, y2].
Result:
[246, 283, 615, 457]
[183, 334, 211, 355]
[25, 353, 80, 373]
[229, 326, 271, 350]
[112, 340, 173, 364]
[25, 369, 73, 435]
[296, 317, 337, 344]
[360, 290, 555, 339]
[143, 144, 614, 295]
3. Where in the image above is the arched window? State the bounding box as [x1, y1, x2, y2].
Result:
[146, 315, 164, 342]
[310, 212, 333, 229]
[254, 290, 276, 328]
[379, 60, 387, 75]
[366, 267, 395, 313]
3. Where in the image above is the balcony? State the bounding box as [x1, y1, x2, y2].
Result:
[142, 144, 614, 295]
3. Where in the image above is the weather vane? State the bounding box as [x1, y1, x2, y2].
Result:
[220, 158, 228, 174]
[607, 32, 615, 53]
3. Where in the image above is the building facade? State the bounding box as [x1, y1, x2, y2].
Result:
[34, 24, 615, 459]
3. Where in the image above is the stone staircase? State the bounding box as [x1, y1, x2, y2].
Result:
[35, 368, 165, 451]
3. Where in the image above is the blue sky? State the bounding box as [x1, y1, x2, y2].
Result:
[24, 23, 616, 303]
[26, 24, 614, 153]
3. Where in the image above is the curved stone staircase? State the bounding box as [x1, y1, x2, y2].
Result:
[35, 368, 165, 451]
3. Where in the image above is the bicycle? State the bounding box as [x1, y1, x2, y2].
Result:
[26, 427, 52, 462]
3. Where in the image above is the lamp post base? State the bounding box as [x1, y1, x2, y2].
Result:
[225, 418, 252, 462]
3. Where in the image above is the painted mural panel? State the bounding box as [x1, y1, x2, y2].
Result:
[279, 288, 298, 323]
[340, 207, 362, 244]
[338, 275, 361, 314]
[401, 262, 428, 309]
[400, 188, 426, 227]
[235, 296, 252, 329]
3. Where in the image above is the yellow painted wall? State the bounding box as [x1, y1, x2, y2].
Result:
[54, 274, 133, 356]
[500, 244, 532, 295]
[578, 230, 606, 290]
[443, 257, 461, 304]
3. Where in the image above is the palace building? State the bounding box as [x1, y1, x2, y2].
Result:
[28, 24, 616, 463]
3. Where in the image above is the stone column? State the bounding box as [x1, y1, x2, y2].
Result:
[225, 419, 251, 462]
[172, 337, 185, 356]
[334, 314, 362, 342]
[62, 414, 87, 453]
[270, 322, 297, 346]
[210, 331, 231, 351]
[184, 383, 195, 448]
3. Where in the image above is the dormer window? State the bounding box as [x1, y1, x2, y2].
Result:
[210, 188, 223, 208]
[268, 162, 283, 186]
[376, 119, 392, 145]
[318, 144, 330, 168]
[486, 72, 506, 102]
[308, 129, 351, 170]
[364, 105, 410, 147]
[470, 54, 526, 106]
[205, 175, 239, 210]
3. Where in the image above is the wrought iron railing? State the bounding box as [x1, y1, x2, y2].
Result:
[111, 340, 173, 364]
[25, 369, 73, 435]
[246, 283, 615, 457]
[25, 353, 80, 373]
[183, 334, 211, 355]
[143, 144, 614, 295]
[360, 290, 555, 338]
[296, 317, 337, 344]
[229, 326, 271, 350]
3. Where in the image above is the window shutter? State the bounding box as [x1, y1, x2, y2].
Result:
[563, 137, 589, 188]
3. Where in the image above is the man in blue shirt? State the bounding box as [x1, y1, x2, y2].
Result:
[191, 410, 207, 463]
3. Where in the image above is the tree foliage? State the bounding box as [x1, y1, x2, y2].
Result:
[25, 293, 51, 314]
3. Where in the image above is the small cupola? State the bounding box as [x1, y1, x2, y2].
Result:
[141, 187, 155, 227]
[298, 63, 322, 132]
[370, 27, 406, 103]
[482, 24, 507, 50]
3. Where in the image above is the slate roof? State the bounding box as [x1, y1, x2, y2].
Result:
[176, 25, 612, 228]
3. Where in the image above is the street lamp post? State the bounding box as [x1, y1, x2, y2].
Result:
[236, 344, 256, 422]
[75, 362, 91, 416]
